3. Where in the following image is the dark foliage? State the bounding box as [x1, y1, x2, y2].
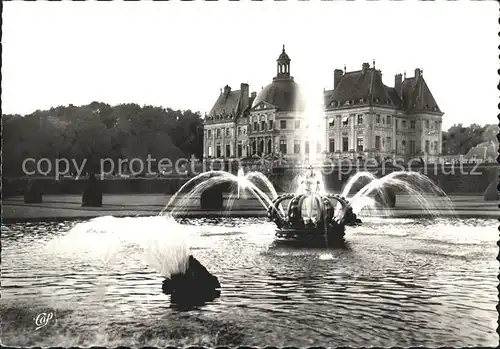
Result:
[441, 123, 498, 155]
[3, 102, 204, 176]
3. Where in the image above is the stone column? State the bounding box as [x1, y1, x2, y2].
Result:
[335, 115, 339, 152]
[367, 113, 372, 153]
[221, 131, 224, 158]
[203, 130, 207, 158]
[392, 117, 396, 152]
[421, 118, 426, 155]
[212, 132, 215, 157]
[325, 115, 329, 154]
[438, 121, 443, 155]
[350, 115, 355, 151]
[211, 131, 214, 157]
[207, 131, 211, 157]
[233, 124, 237, 159]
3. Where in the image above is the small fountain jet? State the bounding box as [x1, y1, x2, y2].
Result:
[267, 165, 361, 245]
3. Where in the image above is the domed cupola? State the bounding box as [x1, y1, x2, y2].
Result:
[275, 45, 292, 80]
[252, 45, 304, 112]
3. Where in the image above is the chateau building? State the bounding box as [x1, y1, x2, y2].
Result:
[204, 46, 312, 162]
[203, 47, 444, 164]
[203, 82, 254, 159]
[324, 62, 443, 162]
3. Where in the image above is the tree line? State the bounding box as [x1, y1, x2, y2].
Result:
[2, 102, 497, 177]
[2, 102, 204, 176]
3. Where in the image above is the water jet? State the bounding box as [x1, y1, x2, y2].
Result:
[267, 166, 361, 245]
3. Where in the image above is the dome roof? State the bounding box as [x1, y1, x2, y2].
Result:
[277, 45, 290, 62]
[278, 51, 290, 62]
[253, 79, 305, 112]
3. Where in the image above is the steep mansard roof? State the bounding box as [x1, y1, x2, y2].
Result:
[325, 68, 394, 108]
[209, 65, 442, 119]
[400, 77, 441, 113]
[208, 88, 242, 119]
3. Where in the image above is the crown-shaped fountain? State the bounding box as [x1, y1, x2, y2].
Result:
[267, 166, 361, 244]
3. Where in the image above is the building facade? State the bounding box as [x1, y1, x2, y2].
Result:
[203, 83, 253, 159]
[323, 62, 443, 162]
[203, 47, 444, 164]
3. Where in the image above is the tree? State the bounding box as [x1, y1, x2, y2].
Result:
[2, 102, 205, 177]
[111, 104, 185, 174]
[169, 109, 203, 158]
[442, 123, 498, 155]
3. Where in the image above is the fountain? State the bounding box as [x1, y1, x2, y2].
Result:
[163, 164, 454, 247]
[267, 165, 361, 245]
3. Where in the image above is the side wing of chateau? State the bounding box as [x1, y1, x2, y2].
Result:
[203, 46, 443, 164]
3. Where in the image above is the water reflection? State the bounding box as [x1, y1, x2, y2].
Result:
[1, 217, 497, 347]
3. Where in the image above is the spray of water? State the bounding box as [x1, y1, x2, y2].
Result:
[341, 172, 377, 198]
[45, 168, 456, 293]
[224, 168, 280, 217]
[245, 171, 280, 200]
[162, 170, 283, 220]
[47, 216, 195, 278]
[346, 171, 455, 218]
[237, 167, 245, 199]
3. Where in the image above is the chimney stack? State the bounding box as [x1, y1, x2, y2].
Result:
[414, 68, 422, 79]
[224, 85, 231, 96]
[394, 73, 403, 96]
[362, 62, 370, 72]
[240, 83, 249, 111]
[334, 69, 344, 89]
[251, 92, 257, 99]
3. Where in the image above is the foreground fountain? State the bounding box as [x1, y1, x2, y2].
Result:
[163, 164, 453, 248]
[162, 255, 221, 308]
[267, 166, 361, 244]
[52, 164, 455, 309]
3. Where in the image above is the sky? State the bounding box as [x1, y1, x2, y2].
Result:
[2, 1, 498, 129]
